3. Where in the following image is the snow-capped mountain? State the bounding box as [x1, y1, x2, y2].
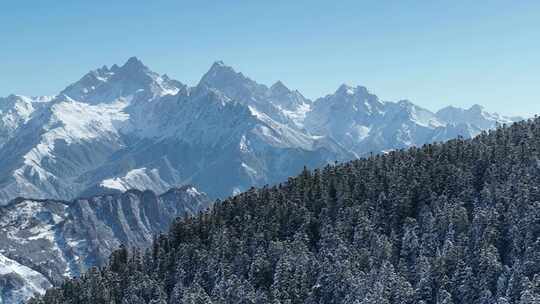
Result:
[0, 58, 520, 204]
[0, 186, 210, 303]
[304, 84, 521, 155]
[0, 58, 352, 203]
[436, 104, 520, 131]
[198, 61, 312, 128]
[0, 95, 53, 148]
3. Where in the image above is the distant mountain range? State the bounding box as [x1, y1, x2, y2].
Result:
[0, 186, 210, 303]
[0, 57, 521, 203]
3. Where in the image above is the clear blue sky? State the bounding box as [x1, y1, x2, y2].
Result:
[1, 1, 538, 116]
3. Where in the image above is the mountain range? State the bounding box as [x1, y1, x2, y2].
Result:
[0, 57, 521, 203]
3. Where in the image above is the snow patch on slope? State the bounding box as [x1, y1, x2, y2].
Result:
[249, 106, 314, 149]
[348, 125, 371, 141]
[0, 253, 52, 303]
[156, 76, 180, 96]
[23, 98, 129, 166]
[241, 162, 257, 176]
[278, 102, 311, 128]
[100, 167, 170, 192]
[407, 105, 445, 128]
[185, 186, 201, 197]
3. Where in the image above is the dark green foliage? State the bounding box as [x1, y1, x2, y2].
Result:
[32, 118, 540, 303]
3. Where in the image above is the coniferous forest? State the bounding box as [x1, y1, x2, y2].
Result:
[31, 118, 540, 304]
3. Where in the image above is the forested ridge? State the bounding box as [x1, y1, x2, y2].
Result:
[32, 117, 540, 304]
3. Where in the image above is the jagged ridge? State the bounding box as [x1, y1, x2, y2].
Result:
[0, 185, 210, 303]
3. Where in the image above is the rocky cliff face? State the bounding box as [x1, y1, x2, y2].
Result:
[0, 186, 210, 303]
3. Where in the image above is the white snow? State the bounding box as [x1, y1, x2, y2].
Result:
[49, 98, 129, 143]
[156, 76, 180, 96]
[404, 103, 445, 128]
[13, 98, 130, 183]
[352, 125, 371, 141]
[248, 105, 267, 121]
[0, 253, 52, 302]
[239, 135, 249, 152]
[22, 98, 129, 166]
[0, 95, 54, 141]
[27, 225, 56, 241]
[249, 106, 316, 149]
[279, 102, 311, 128]
[186, 186, 201, 197]
[232, 187, 242, 195]
[100, 177, 125, 192]
[100, 167, 169, 192]
[241, 162, 257, 176]
[101, 167, 149, 191]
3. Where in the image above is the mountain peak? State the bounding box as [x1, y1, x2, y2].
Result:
[397, 99, 414, 107]
[469, 104, 484, 112]
[59, 57, 172, 104]
[203, 61, 242, 83]
[125, 56, 143, 65]
[120, 56, 148, 73]
[335, 84, 368, 96]
[201, 61, 237, 82]
[211, 60, 226, 68]
[337, 83, 353, 92]
[270, 80, 290, 95]
[198, 61, 268, 103]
